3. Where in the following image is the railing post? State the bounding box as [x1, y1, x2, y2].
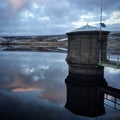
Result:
[99, 50, 102, 64]
[117, 51, 120, 68]
[107, 51, 110, 61]
[114, 97, 117, 110]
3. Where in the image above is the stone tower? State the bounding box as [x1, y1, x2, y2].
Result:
[65, 24, 109, 117]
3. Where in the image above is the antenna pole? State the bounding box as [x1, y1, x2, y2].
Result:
[100, 0, 102, 39]
[100, 0, 103, 23]
[99, 0, 103, 62]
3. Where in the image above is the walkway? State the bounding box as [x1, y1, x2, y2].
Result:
[99, 50, 120, 69]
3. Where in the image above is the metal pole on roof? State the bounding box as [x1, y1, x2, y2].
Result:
[100, 0, 103, 23]
[99, 0, 103, 63]
[100, 0, 102, 40]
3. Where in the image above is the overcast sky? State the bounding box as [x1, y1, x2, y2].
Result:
[0, 0, 120, 36]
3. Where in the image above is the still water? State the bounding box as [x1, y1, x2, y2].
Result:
[0, 51, 120, 120]
[0, 51, 68, 104]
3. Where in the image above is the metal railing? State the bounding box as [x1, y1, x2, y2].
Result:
[99, 50, 120, 69]
[99, 86, 120, 111]
[107, 51, 120, 62]
[104, 94, 120, 111]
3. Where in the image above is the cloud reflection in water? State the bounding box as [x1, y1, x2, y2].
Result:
[0, 51, 68, 105]
[104, 67, 120, 89]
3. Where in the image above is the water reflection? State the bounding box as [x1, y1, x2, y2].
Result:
[0, 51, 68, 105]
[0, 51, 120, 120]
[104, 67, 120, 89]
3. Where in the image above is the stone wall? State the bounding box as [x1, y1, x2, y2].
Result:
[66, 31, 109, 74]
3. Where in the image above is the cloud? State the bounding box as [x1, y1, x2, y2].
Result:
[0, 0, 120, 35]
[44, 0, 70, 18]
[8, 0, 27, 12]
[105, 11, 120, 25]
[69, 0, 120, 12]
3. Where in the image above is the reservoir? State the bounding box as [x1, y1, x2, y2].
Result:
[0, 51, 120, 120]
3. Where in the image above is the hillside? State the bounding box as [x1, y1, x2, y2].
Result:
[0, 35, 67, 52]
[0, 32, 120, 52]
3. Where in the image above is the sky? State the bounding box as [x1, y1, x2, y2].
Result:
[0, 0, 120, 36]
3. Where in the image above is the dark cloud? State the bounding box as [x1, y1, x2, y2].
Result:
[44, 0, 70, 18]
[69, 0, 120, 12]
[103, 0, 120, 11]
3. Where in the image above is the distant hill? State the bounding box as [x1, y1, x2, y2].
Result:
[0, 35, 67, 52]
[0, 35, 67, 43]
[0, 32, 120, 52]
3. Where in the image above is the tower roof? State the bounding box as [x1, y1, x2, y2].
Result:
[72, 24, 99, 32]
[67, 23, 109, 35]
